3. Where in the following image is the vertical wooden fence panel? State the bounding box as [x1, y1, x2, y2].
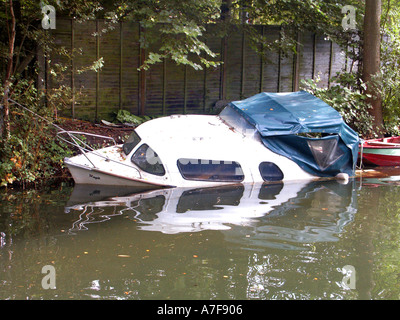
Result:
[121, 21, 140, 115]
[314, 34, 332, 88]
[204, 25, 223, 112]
[279, 51, 294, 92]
[95, 20, 99, 121]
[119, 21, 123, 110]
[49, 19, 72, 106]
[329, 42, 347, 86]
[186, 60, 207, 114]
[145, 60, 164, 116]
[225, 26, 243, 102]
[97, 21, 122, 120]
[165, 60, 185, 115]
[260, 26, 280, 93]
[298, 32, 315, 82]
[71, 19, 75, 118]
[242, 26, 262, 99]
[73, 20, 97, 120]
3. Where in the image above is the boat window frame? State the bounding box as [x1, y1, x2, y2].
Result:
[123, 130, 142, 155]
[177, 158, 245, 182]
[131, 143, 166, 176]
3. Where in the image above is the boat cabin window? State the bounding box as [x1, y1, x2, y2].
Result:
[177, 159, 244, 182]
[259, 162, 284, 182]
[123, 130, 141, 155]
[131, 144, 165, 176]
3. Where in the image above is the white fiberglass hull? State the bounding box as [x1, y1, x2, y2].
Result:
[65, 161, 170, 188]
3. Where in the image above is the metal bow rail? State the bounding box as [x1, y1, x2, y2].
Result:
[6, 99, 142, 178]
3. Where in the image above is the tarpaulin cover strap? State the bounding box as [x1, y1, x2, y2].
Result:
[228, 91, 360, 177]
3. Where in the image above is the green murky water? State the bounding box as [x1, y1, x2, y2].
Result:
[1, 177, 400, 300]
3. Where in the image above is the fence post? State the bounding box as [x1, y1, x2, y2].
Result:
[220, 36, 228, 101]
[119, 21, 123, 110]
[183, 64, 188, 114]
[328, 40, 333, 88]
[95, 19, 100, 121]
[259, 26, 265, 93]
[162, 58, 167, 115]
[312, 33, 317, 80]
[71, 19, 75, 118]
[203, 58, 207, 113]
[292, 32, 301, 91]
[277, 26, 282, 92]
[139, 25, 146, 115]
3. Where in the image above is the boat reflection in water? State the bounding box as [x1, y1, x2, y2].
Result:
[65, 179, 357, 250]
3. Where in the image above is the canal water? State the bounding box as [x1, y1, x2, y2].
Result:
[1, 176, 400, 300]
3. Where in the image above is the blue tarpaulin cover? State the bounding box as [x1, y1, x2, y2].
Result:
[228, 91, 360, 177]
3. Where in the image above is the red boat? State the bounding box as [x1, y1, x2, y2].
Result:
[360, 136, 400, 166]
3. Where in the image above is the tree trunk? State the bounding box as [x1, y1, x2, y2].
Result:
[362, 0, 383, 137]
[2, 0, 16, 141]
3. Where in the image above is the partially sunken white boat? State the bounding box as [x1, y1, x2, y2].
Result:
[64, 91, 360, 188]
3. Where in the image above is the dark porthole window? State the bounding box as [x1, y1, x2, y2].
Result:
[259, 162, 284, 182]
[131, 144, 165, 176]
[177, 159, 244, 182]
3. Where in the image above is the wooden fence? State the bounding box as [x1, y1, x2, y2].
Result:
[45, 19, 350, 121]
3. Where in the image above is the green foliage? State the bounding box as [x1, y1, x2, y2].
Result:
[299, 0, 400, 138]
[0, 112, 73, 188]
[114, 109, 151, 125]
[0, 76, 74, 187]
[102, 0, 223, 70]
[242, 0, 364, 61]
[301, 73, 374, 138]
[0, 0, 109, 187]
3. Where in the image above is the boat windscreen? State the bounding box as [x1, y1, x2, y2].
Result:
[219, 106, 255, 136]
[123, 130, 141, 155]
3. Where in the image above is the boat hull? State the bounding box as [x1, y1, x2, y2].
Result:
[360, 136, 400, 166]
[361, 152, 400, 166]
[65, 162, 170, 188]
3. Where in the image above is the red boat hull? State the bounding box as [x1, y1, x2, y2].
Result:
[360, 152, 400, 166]
[360, 136, 400, 166]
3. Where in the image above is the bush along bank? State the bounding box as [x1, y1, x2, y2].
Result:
[0, 108, 74, 189]
[0, 102, 142, 189]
